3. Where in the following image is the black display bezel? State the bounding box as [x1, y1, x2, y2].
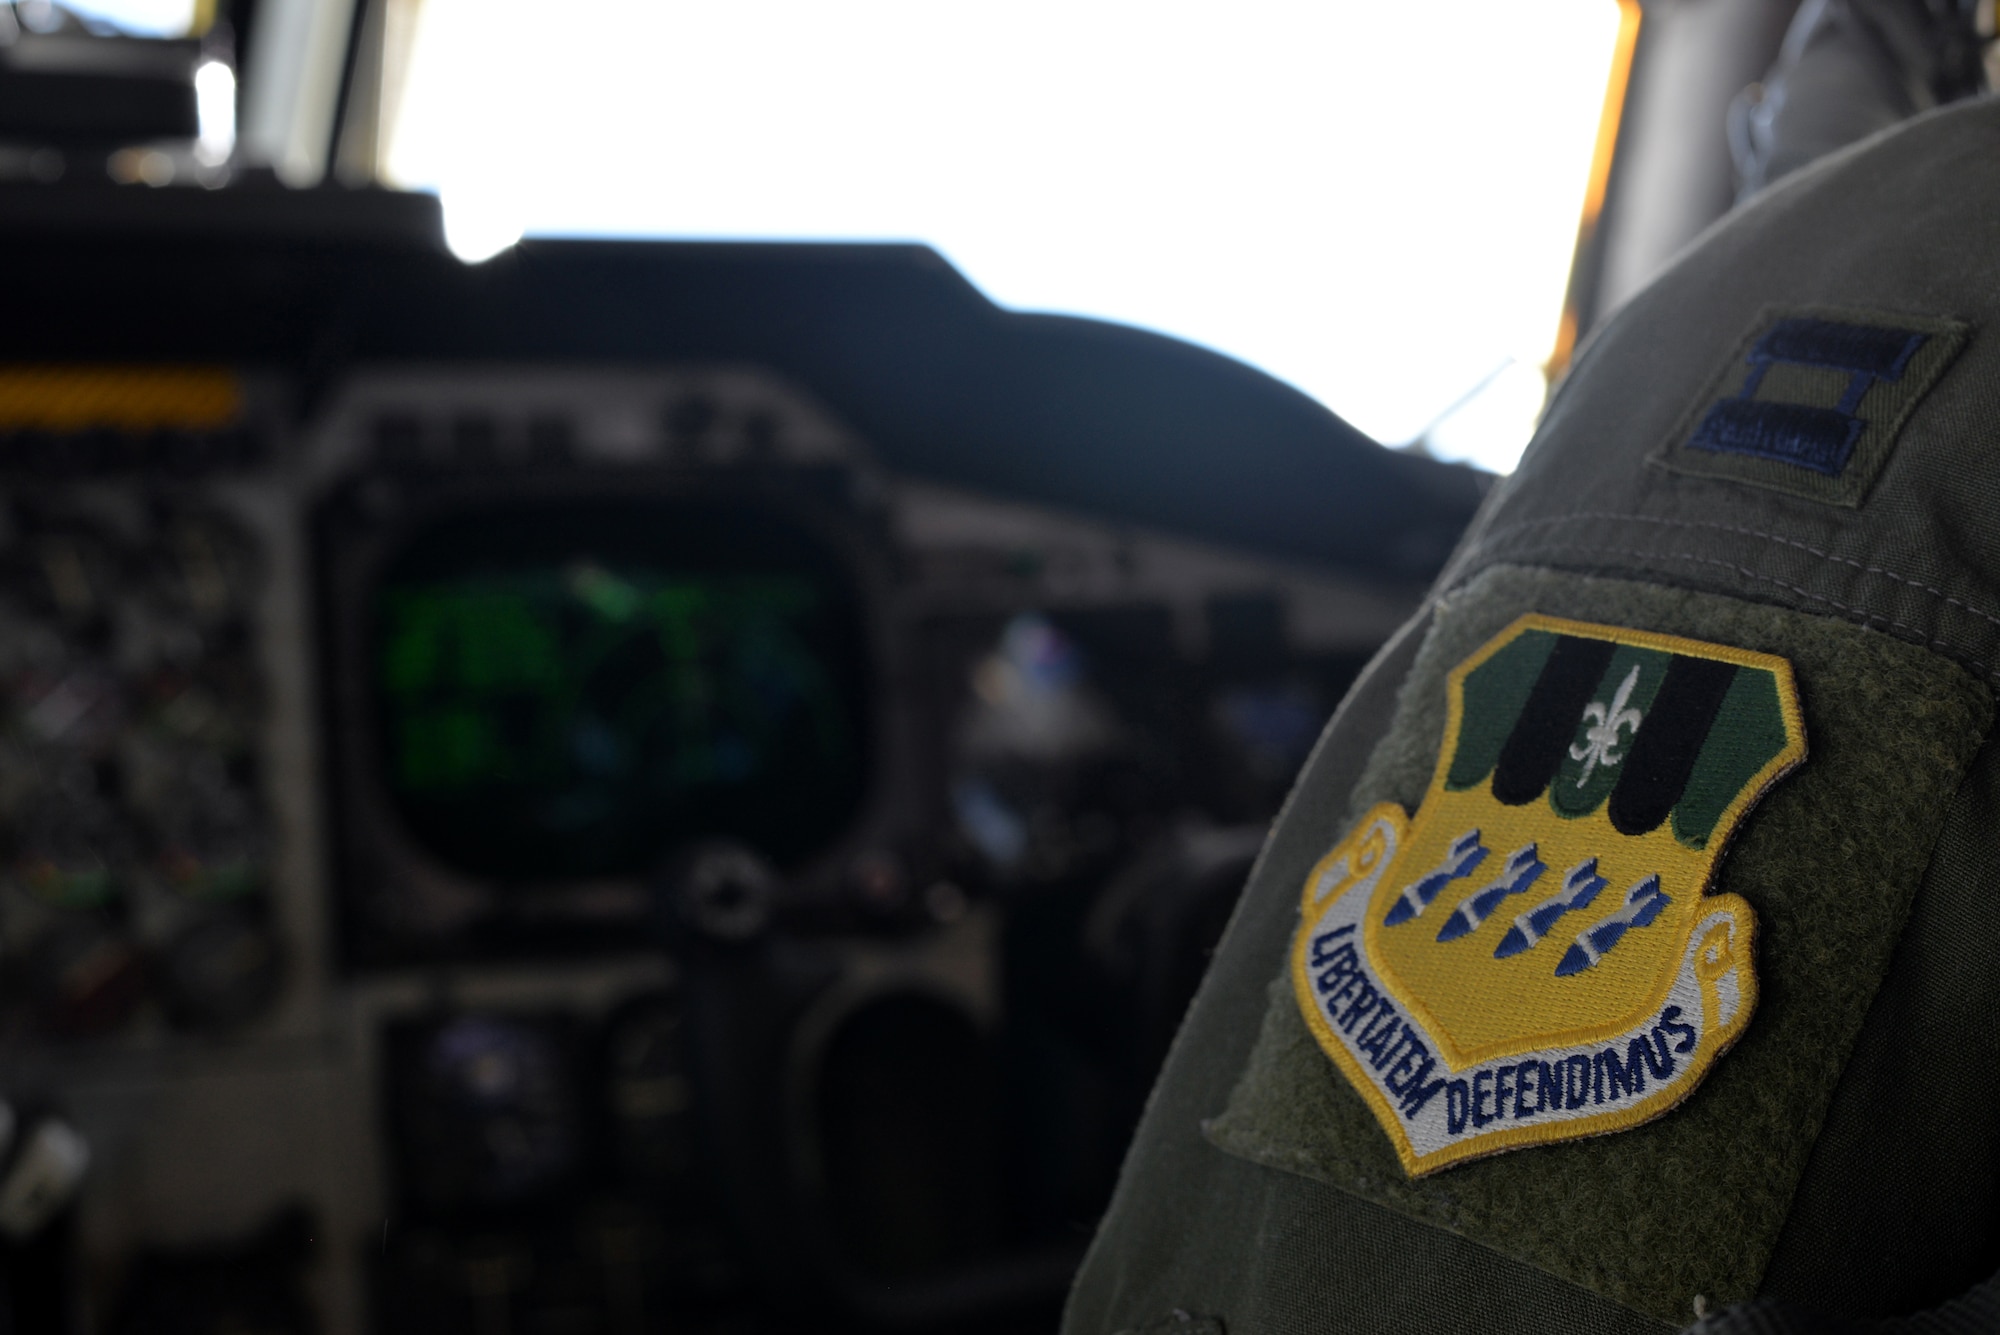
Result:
[315, 466, 888, 970]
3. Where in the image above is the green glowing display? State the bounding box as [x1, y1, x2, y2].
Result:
[374, 556, 865, 882]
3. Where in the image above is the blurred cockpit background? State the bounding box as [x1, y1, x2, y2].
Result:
[0, 1, 1981, 1331]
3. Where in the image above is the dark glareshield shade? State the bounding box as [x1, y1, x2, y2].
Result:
[369, 499, 869, 883]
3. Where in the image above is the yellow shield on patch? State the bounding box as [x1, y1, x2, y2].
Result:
[1292, 614, 1805, 1176]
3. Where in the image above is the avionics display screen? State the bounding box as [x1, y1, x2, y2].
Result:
[370, 502, 869, 883]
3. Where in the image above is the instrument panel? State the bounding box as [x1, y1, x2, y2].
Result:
[0, 197, 1480, 1334]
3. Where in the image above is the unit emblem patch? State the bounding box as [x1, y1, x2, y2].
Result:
[1291, 615, 1805, 1176]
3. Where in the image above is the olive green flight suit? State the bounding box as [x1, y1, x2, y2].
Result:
[1064, 97, 2000, 1334]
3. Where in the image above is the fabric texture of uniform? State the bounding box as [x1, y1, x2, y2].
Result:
[1065, 97, 2000, 1334]
[1207, 566, 1988, 1321]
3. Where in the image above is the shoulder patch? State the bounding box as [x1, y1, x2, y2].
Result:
[1291, 614, 1804, 1176]
[1651, 306, 1968, 506]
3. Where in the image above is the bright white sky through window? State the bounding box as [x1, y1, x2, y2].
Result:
[52, 0, 195, 35]
[386, 1, 1627, 475]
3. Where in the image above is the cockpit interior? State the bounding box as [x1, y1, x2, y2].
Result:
[0, 1, 1971, 1331]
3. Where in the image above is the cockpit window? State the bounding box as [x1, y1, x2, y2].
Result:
[380, 1, 1635, 474]
[23, 0, 198, 36]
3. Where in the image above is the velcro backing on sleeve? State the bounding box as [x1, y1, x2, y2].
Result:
[1205, 565, 1993, 1324]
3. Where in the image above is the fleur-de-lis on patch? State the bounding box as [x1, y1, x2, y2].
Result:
[1568, 664, 1643, 787]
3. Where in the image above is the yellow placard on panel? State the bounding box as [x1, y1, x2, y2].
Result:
[0, 367, 244, 433]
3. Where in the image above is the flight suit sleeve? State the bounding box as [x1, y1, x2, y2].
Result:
[1066, 94, 2000, 1334]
